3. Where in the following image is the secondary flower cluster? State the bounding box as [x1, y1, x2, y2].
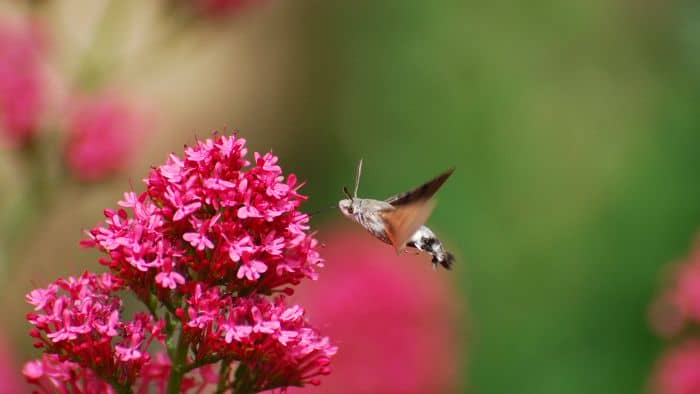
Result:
[183, 288, 333, 390]
[25, 272, 167, 392]
[25, 134, 335, 393]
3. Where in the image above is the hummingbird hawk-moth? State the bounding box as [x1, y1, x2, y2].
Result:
[338, 159, 455, 270]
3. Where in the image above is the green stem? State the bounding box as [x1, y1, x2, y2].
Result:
[104, 376, 134, 394]
[214, 360, 232, 394]
[184, 355, 222, 373]
[231, 363, 255, 394]
[165, 327, 189, 394]
[116, 386, 134, 394]
[143, 291, 160, 318]
[0, 139, 57, 282]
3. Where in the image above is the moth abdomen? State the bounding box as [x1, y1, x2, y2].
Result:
[433, 251, 455, 270]
[406, 226, 454, 270]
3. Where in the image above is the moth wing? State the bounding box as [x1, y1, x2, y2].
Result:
[385, 168, 455, 206]
[381, 199, 436, 252]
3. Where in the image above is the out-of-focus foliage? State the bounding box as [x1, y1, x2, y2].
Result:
[284, 1, 700, 393]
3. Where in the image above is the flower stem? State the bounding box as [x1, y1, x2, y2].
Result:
[116, 386, 134, 394]
[166, 327, 189, 394]
[0, 138, 55, 282]
[214, 360, 232, 394]
[106, 377, 134, 394]
[231, 362, 255, 394]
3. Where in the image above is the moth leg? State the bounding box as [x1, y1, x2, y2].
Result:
[404, 241, 421, 255]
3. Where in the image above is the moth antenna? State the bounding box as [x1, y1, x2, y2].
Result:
[353, 158, 363, 198]
[343, 186, 353, 200]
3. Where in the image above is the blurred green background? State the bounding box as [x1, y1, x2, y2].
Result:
[4, 0, 700, 393]
[288, 1, 700, 392]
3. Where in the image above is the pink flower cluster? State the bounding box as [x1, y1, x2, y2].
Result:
[23, 351, 217, 393]
[24, 354, 116, 394]
[0, 18, 45, 146]
[25, 134, 335, 393]
[82, 135, 320, 296]
[25, 272, 165, 390]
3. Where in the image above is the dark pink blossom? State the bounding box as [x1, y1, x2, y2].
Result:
[672, 259, 700, 327]
[649, 236, 700, 394]
[652, 340, 700, 394]
[0, 18, 45, 146]
[650, 238, 700, 336]
[0, 330, 25, 393]
[64, 92, 146, 181]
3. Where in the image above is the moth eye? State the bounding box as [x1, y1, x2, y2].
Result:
[346, 206, 354, 214]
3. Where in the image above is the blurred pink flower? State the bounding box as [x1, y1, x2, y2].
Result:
[291, 225, 462, 394]
[0, 18, 45, 147]
[0, 330, 24, 394]
[193, 0, 263, 18]
[649, 292, 685, 339]
[64, 93, 146, 181]
[652, 340, 700, 394]
[672, 251, 700, 325]
[650, 239, 700, 337]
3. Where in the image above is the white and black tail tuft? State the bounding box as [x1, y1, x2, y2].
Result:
[406, 226, 454, 270]
[436, 251, 455, 270]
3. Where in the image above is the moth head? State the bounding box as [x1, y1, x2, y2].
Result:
[338, 186, 355, 218]
[339, 159, 363, 218]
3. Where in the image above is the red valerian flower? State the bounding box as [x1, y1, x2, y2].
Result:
[25, 272, 163, 388]
[26, 134, 335, 393]
[182, 287, 336, 389]
[23, 354, 117, 394]
[83, 134, 321, 299]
